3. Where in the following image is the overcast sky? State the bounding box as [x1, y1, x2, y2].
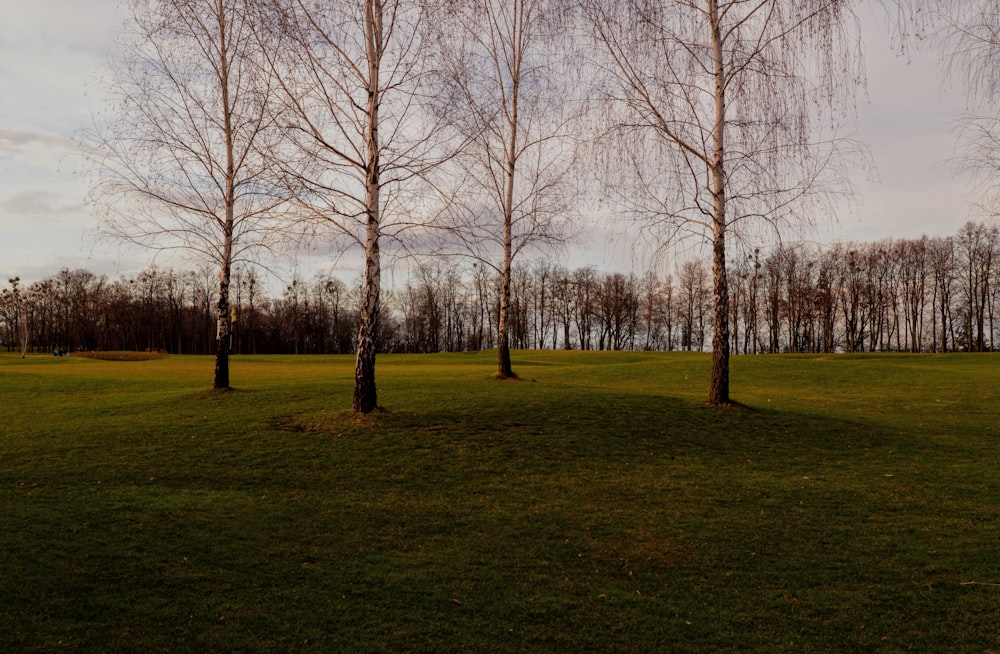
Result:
[0, 1, 982, 286]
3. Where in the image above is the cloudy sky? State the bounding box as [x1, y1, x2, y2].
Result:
[0, 1, 982, 286]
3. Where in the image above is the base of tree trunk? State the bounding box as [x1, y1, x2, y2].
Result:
[353, 368, 378, 413]
[703, 398, 749, 411]
[497, 341, 515, 379]
[353, 388, 378, 414]
[213, 349, 230, 389]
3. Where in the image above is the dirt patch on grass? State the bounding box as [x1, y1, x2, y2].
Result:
[702, 399, 754, 412]
[72, 351, 168, 362]
[275, 407, 389, 435]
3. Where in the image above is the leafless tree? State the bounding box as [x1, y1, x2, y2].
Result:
[572, 266, 599, 350]
[1, 277, 30, 357]
[897, 237, 930, 353]
[583, 0, 866, 404]
[730, 248, 762, 354]
[257, 0, 442, 413]
[956, 221, 999, 351]
[677, 259, 710, 352]
[89, 0, 285, 388]
[936, 1, 1000, 218]
[928, 236, 957, 353]
[429, 0, 579, 378]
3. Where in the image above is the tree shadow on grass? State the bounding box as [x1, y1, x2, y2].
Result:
[272, 383, 897, 469]
[11, 375, 992, 653]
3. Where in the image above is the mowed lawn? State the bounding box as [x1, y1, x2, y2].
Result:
[1, 350, 998, 652]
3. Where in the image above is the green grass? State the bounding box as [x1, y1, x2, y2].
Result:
[1, 350, 998, 652]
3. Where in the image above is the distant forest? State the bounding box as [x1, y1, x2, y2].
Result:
[3, 221, 1000, 356]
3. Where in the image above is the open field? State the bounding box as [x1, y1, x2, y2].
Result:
[1, 351, 998, 652]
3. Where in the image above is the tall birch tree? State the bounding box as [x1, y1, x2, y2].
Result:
[259, 0, 439, 413]
[937, 1, 1000, 217]
[90, 0, 283, 389]
[430, 0, 577, 379]
[583, 0, 865, 405]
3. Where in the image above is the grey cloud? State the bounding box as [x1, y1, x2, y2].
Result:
[1, 190, 82, 216]
[0, 128, 73, 156]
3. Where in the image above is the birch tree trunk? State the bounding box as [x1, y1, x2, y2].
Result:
[259, 0, 435, 412]
[497, 38, 520, 379]
[708, 0, 730, 404]
[497, 236, 514, 377]
[585, 0, 868, 405]
[354, 1, 382, 412]
[214, 0, 236, 390]
[429, 0, 576, 380]
[90, 0, 284, 391]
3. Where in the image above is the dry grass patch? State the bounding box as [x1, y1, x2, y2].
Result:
[71, 350, 167, 361]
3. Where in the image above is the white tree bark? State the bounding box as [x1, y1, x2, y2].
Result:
[89, 0, 285, 389]
[259, 0, 439, 412]
[584, 0, 868, 405]
[429, 0, 578, 378]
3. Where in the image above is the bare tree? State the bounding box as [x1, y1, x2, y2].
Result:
[572, 266, 598, 350]
[956, 221, 998, 352]
[897, 237, 930, 352]
[935, 1, 1000, 218]
[429, 0, 578, 378]
[583, 0, 866, 404]
[676, 259, 710, 352]
[1, 277, 30, 357]
[89, 0, 284, 388]
[730, 248, 762, 354]
[257, 0, 441, 413]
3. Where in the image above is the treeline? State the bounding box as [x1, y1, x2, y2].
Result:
[733, 222, 1000, 354]
[3, 221, 1000, 356]
[0, 267, 353, 357]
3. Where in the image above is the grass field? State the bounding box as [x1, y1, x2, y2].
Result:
[1, 350, 998, 652]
